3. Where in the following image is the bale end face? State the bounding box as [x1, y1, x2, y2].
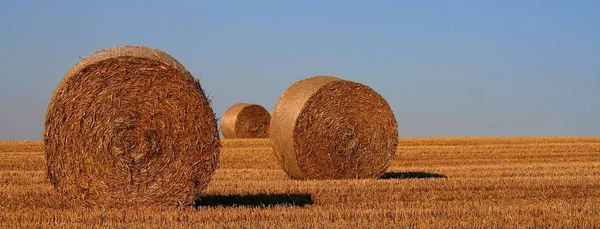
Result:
[270, 75, 398, 180]
[221, 103, 271, 139]
[44, 45, 220, 206]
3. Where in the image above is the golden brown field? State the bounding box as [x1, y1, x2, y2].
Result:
[1, 137, 599, 228]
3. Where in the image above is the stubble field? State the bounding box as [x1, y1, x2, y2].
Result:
[0, 137, 599, 228]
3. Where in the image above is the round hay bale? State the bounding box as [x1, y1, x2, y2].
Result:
[43, 45, 221, 206]
[221, 103, 271, 139]
[270, 75, 398, 180]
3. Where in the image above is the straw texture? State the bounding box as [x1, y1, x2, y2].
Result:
[270, 76, 398, 180]
[43, 45, 221, 206]
[221, 103, 271, 138]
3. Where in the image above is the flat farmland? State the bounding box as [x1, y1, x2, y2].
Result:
[0, 137, 599, 228]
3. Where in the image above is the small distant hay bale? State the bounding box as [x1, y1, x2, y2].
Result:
[43, 45, 221, 206]
[221, 103, 271, 138]
[270, 75, 398, 180]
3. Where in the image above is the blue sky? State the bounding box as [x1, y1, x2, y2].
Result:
[1, 1, 599, 140]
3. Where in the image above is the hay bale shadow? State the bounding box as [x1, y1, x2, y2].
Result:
[380, 171, 447, 180]
[195, 193, 313, 208]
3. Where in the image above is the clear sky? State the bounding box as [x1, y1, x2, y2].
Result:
[0, 1, 598, 140]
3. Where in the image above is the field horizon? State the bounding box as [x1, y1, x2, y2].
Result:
[1, 136, 599, 228]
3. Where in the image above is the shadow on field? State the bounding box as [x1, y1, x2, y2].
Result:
[194, 193, 314, 208]
[380, 172, 447, 180]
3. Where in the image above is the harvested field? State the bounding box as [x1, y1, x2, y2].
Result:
[0, 137, 599, 228]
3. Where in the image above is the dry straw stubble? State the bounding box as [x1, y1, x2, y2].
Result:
[221, 103, 271, 138]
[270, 75, 398, 180]
[44, 45, 221, 206]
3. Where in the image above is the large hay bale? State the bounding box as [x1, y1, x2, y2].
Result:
[43, 45, 220, 206]
[221, 103, 271, 138]
[270, 75, 398, 180]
